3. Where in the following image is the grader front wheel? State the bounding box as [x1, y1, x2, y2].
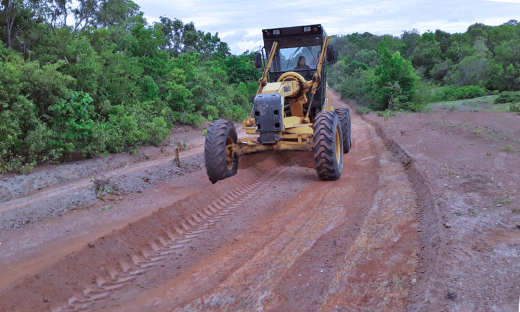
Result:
[204, 120, 238, 183]
[312, 111, 344, 181]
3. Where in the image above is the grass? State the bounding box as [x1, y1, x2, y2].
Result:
[423, 95, 507, 113]
[377, 109, 396, 119]
[357, 107, 371, 115]
[442, 163, 458, 178]
[494, 199, 512, 205]
[500, 145, 517, 152]
[510, 103, 520, 112]
[422, 94, 520, 114]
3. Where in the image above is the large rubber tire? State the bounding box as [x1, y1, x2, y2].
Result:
[336, 108, 352, 153]
[313, 111, 344, 181]
[204, 120, 238, 184]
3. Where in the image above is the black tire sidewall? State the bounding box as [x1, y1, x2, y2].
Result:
[204, 120, 238, 183]
[336, 108, 352, 153]
[226, 124, 239, 177]
[313, 111, 343, 181]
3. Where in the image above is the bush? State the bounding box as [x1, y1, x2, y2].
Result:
[377, 109, 396, 119]
[357, 107, 371, 114]
[436, 86, 488, 101]
[0, 18, 260, 172]
[509, 104, 520, 112]
[364, 45, 420, 110]
[495, 91, 520, 104]
[411, 81, 445, 106]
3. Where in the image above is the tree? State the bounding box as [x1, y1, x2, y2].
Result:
[27, 0, 71, 28]
[96, 0, 140, 28]
[504, 64, 520, 91]
[158, 16, 184, 56]
[73, 0, 97, 30]
[453, 36, 503, 88]
[224, 53, 260, 84]
[453, 55, 488, 86]
[1, 0, 24, 48]
[364, 44, 419, 110]
[401, 29, 420, 58]
[410, 32, 441, 78]
[435, 29, 452, 54]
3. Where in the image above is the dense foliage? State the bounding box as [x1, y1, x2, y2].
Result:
[0, 0, 260, 172]
[494, 91, 520, 104]
[329, 20, 520, 110]
[436, 86, 488, 101]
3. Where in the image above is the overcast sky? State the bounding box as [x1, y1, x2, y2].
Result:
[136, 0, 520, 54]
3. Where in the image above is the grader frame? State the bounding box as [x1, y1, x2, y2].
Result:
[204, 24, 351, 183]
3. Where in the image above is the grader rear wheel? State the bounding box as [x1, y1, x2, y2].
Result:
[336, 108, 352, 153]
[204, 120, 238, 184]
[312, 111, 344, 181]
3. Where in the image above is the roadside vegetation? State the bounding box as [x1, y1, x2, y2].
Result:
[328, 21, 520, 113]
[0, 0, 261, 172]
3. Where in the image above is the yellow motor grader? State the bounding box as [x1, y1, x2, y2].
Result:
[204, 24, 352, 183]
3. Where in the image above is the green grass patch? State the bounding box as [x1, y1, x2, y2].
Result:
[424, 95, 501, 112]
[500, 145, 517, 152]
[494, 199, 512, 205]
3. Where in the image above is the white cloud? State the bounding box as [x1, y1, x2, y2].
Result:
[136, 0, 520, 54]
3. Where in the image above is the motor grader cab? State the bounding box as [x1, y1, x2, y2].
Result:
[204, 24, 351, 183]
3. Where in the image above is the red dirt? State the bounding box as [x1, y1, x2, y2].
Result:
[3, 91, 516, 311]
[0, 92, 420, 312]
[364, 108, 520, 311]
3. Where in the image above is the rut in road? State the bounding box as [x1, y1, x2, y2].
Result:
[52, 167, 286, 312]
[0, 93, 422, 312]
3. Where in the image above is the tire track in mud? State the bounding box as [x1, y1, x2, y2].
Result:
[359, 114, 443, 311]
[51, 166, 287, 312]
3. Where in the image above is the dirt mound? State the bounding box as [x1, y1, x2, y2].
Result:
[0, 154, 204, 233]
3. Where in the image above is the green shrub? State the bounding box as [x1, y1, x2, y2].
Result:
[436, 86, 488, 101]
[364, 45, 420, 110]
[357, 107, 371, 115]
[510, 103, 520, 112]
[495, 91, 520, 104]
[412, 82, 445, 104]
[377, 109, 396, 119]
[48, 92, 96, 154]
[0, 18, 259, 171]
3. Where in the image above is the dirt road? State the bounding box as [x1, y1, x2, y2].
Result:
[0, 93, 421, 311]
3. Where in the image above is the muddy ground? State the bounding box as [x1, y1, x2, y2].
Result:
[0, 124, 207, 203]
[0, 91, 518, 311]
[364, 108, 520, 312]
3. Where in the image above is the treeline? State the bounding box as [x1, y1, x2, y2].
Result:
[0, 0, 260, 172]
[329, 20, 520, 111]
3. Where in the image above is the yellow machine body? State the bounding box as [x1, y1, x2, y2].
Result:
[230, 37, 333, 160]
[205, 24, 345, 184]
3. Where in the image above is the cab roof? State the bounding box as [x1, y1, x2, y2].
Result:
[262, 24, 326, 39]
[262, 24, 327, 51]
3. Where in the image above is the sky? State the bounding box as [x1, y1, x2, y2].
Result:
[136, 0, 520, 55]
